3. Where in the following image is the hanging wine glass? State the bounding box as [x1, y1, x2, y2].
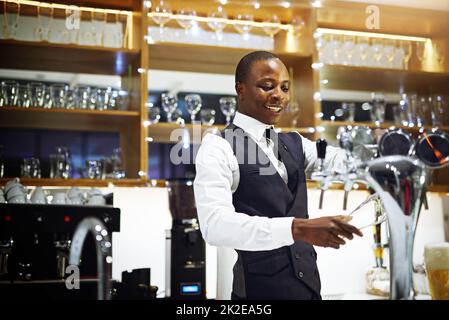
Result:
[262, 15, 281, 39]
[354, 36, 370, 66]
[161, 93, 178, 123]
[3, 0, 20, 40]
[401, 41, 412, 70]
[382, 39, 396, 68]
[433, 41, 445, 68]
[151, 1, 172, 37]
[207, 7, 227, 41]
[219, 96, 236, 125]
[341, 35, 355, 65]
[234, 14, 253, 41]
[416, 41, 426, 66]
[34, 4, 53, 42]
[184, 94, 202, 124]
[371, 38, 384, 67]
[176, 8, 197, 35]
[291, 16, 305, 36]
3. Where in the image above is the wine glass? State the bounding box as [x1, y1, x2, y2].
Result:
[433, 41, 445, 69]
[207, 7, 227, 41]
[151, 1, 172, 37]
[234, 14, 253, 41]
[354, 36, 370, 66]
[200, 108, 216, 126]
[161, 93, 178, 123]
[291, 16, 305, 36]
[262, 15, 281, 39]
[416, 41, 426, 66]
[341, 35, 355, 65]
[382, 39, 396, 68]
[219, 96, 236, 125]
[401, 41, 412, 70]
[3, 0, 20, 40]
[371, 38, 384, 67]
[176, 8, 196, 35]
[145, 101, 161, 126]
[34, 4, 53, 42]
[430, 95, 445, 128]
[184, 94, 202, 124]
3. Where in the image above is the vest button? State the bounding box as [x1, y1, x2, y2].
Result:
[298, 271, 304, 278]
[294, 253, 300, 259]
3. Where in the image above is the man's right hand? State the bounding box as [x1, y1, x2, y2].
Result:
[291, 216, 363, 249]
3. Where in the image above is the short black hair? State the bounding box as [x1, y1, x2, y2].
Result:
[235, 51, 280, 84]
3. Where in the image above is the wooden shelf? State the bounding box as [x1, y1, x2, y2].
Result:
[320, 65, 449, 94]
[147, 122, 315, 143]
[0, 178, 146, 188]
[320, 120, 449, 133]
[0, 106, 140, 132]
[0, 40, 140, 75]
[148, 42, 312, 75]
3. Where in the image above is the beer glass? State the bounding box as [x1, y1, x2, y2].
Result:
[424, 242, 449, 300]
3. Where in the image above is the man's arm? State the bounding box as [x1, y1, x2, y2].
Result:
[193, 133, 294, 251]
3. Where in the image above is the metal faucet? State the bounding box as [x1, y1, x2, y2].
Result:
[69, 217, 113, 300]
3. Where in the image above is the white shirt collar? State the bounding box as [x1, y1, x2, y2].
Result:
[232, 111, 274, 142]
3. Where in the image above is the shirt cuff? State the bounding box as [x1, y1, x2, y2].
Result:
[271, 217, 295, 246]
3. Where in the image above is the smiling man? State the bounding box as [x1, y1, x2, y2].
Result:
[193, 51, 362, 300]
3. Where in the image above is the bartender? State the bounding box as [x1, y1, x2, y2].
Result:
[193, 51, 362, 300]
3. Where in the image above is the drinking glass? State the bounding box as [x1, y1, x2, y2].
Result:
[355, 36, 370, 66]
[328, 34, 342, 65]
[21, 157, 41, 179]
[416, 96, 430, 127]
[401, 41, 412, 70]
[116, 90, 129, 110]
[0, 145, 4, 178]
[86, 160, 103, 179]
[284, 102, 301, 127]
[1, 80, 19, 106]
[49, 83, 68, 109]
[433, 41, 445, 68]
[207, 8, 227, 41]
[200, 108, 216, 126]
[416, 41, 426, 65]
[28, 82, 46, 107]
[383, 39, 396, 68]
[176, 8, 197, 34]
[16, 85, 31, 108]
[3, 0, 20, 40]
[262, 15, 281, 39]
[341, 102, 355, 122]
[291, 16, 306, 36]
[49, 154, 65, 179]
[145, 102, 161, 125]
[370, 92, 386, 125]
[91, 11, 107, 46]
[75, 86, 91, 109]
[219, 96, 236, 125]
[55, 146, 72, 179]
[341, 35, 355, 65]
[424, 242, 449, 300]
[151, 1, 172, 36]
[346, 193, 386, 229]
[34, 4, 53, 42]
[95, 88, 107, 110]
[371, 38, 384, 67]
[161, 93, 178, 123]
[430, 95, 445, 127]
[234, 14, 253, 41]
[185, 94, 202, 124]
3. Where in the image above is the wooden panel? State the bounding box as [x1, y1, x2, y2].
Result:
[318, 0, 449, 38]
[320, 65, 449, 94]
[148, 42, 310, 75]
[0, 107, 139, 132]
[0, 40, 139, 75]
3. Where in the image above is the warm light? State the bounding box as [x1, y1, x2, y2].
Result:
[8, 0, 132, 15]
[311, 0, 322, 8]
[145, 137, 154, 142]
[317, 28, 428, 42]
[320, 79, 329, 85]
[144, 1, 152, 9]
[219, 0, 228, 5]
[138, 171, 147, 177]
[137, 68, 146, 73]
[148, 12, 290, 30]
[281, 1, 290, 8]
[254, 1, 260, 9]
[311, 62, 324, 69]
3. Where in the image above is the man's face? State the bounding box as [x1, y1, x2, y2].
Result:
[236, 58, 290, 125]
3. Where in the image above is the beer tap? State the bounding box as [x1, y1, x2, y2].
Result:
[312, 138, 328, 209]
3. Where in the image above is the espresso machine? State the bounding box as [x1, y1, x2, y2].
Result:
[0, 202, 120, 299]
[165, 179, 206, 299]
[313, 127, 449, 300]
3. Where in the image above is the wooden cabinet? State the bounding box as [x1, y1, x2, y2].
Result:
[0, 0, 448, 190]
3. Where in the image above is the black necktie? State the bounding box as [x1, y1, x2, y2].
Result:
[264, 127, 281, 161]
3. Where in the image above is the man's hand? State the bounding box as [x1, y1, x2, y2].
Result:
[291, 216, 363, 249]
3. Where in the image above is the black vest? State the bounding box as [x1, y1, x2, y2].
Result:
[221, 124, 321, 300]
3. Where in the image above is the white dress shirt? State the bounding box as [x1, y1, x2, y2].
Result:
[193, 111, 346, 251]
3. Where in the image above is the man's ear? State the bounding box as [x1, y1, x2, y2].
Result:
[235, 82, 245, 97]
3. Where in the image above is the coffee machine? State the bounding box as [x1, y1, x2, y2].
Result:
[0, 203, 120, 299]
[165, 179, 206, 299]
